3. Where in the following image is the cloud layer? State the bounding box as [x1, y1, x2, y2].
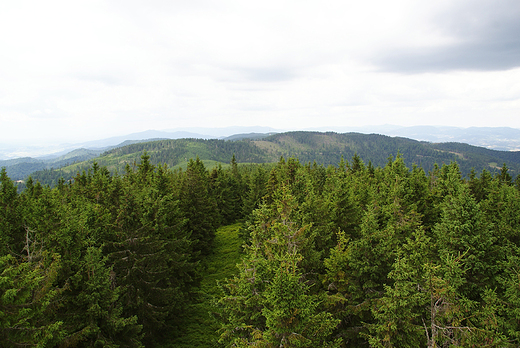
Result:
[0, 0, 519, 144]
[375, 0, 520, 72]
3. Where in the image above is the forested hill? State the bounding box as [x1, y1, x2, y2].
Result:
[0, 139, 170, 181]
[3, 148, 520, 346]
[0, 148, 103, 181]
[27, 131, 520, 186]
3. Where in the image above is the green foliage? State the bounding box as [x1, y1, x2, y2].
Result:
[242, 165, 269, 217]
[0, 168, 23, 255]
[434, 184, 496, 299]
[367, 229, 431, 348]
[218, 187, 341, 347]
[0, 148, 102, 181]
[169, 223, 244, 348]
[26, 132, 520, 187]
[0, 154, 209, 347]
[180, 157, 218, 256]
[63, 246, 142, 347]
[0, 252, 64, 347]
[4, 145, 520, 347]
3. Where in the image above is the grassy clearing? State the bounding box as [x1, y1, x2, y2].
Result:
[253, 140, 283, 155]
[165, 223, 244, 348]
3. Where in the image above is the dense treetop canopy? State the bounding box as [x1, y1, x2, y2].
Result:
[2, 150, 520, 347]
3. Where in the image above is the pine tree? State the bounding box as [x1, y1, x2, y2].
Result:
[0, 168, 23, 255]
[62, 247, 143, 347]
[218, 186, 340, 347]
[107, 161, 196, 345]
[497, 163, 513, 186]
[0, 251, 64, 347]
[242, 165, 268, 218]
[179, 157, 218, 256]
[367, 228, 431, 347]
[434, 184, 496, 299]
[499, 251, 520, 345]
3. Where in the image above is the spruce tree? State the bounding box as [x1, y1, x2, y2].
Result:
[0, 251, 64, 347]
[179, 157, 217, 256]
[218, 186, 340, 347]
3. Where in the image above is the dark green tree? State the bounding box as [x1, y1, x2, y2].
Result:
[179, 157, 218, 256]
[0, 168, 23, 255]
[218, 187, 340, 347]
[0, 251, 64, 347]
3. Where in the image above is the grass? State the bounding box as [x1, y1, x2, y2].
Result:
[165, 223, 244, 348]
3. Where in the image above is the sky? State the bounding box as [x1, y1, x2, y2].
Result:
[1, 0, 519, 145]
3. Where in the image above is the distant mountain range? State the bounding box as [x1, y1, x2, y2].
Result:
[21, 131, 520, 188]
[304, 125, 520, 151]
[375, 125, 520, 151]
[0, 139, 159, 180]
[2, 126, 520, 181]
[2, 125, 520, 161]
[0, 149, 103, 181]
[0, 126, 281, 160]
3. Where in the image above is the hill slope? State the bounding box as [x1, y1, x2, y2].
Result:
[27, 131, 520, 187]
[1, 148, 103, 180]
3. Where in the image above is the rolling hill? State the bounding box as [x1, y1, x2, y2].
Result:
[24, 131, 520, 187]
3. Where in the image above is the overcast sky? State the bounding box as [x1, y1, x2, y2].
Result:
[1, 0, 519, 145]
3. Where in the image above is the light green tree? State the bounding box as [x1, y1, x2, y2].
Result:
[218, 186, 340, 347]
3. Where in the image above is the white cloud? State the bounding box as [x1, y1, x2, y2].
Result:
[0, 0, 519, 145]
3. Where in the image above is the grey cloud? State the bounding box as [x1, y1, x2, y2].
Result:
[374, 0, 520, 73]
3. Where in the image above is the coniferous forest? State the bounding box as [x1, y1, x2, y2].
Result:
[20, 132, 520, 188]
[2, 150, 520, 347]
